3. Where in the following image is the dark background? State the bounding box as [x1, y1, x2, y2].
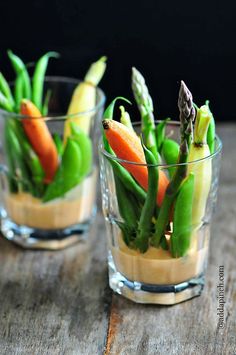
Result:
[0, 0, 236, 122]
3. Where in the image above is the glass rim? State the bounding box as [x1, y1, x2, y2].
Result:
[0, 75, 106, 121]
[100, 120, 223, 168]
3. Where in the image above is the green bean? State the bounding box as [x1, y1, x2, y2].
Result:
[0, 91, 14, 112]
[135, 143, 158, 253]
[4, 121, 32, 192]
[70, 122, 92, 178]
[14, 75, 23, 112]
[162, 138, 180, 178]
[53, 133, 63, 156]
[9, 119, 45, 197]
[4, 122, 18, 192]
[114, 175, 140, 246]
[32, 52, 59, 111]
[43, 137, 82, 202]
[205, 100, 215, 154]
[7, 50, 31, 100]
[106, 154, 146, 205]
[155, 118, 170, 152]
[0, 72, 15, 108]
[170, 173, 195, 257]
[42, 89, 52, 116]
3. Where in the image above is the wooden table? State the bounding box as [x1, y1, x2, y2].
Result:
[0, 124, 235, 355]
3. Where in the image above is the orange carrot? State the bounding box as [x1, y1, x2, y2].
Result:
[103, 119, 169, 205]
[20, 99, 58, 183]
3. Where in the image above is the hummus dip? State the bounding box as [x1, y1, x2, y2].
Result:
[112, 229, 209, 285]
[4, 170, 97, 230]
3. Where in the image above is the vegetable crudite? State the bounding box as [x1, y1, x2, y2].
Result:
[0, 51, 106, 248]
[100, 70, 222, 305]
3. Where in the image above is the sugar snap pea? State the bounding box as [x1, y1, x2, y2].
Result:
[43, 137, 82, 202]
[162, 138, 180, 178]
[170, 173, 195, 257]
[135, 143, 158, 253]
[70, 122, 92, 178]
[8, 50, 31, 100]
[32, 52, 59, 111]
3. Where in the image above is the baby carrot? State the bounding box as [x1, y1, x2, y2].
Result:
[20, 99, 59, 183]
[103, 119, 169, 205]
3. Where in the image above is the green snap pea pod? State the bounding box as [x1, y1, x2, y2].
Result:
[119, 105, 134, 131]
[162, 138, 180, 178]
[135, 143, 158, 253]
[8, 50, 31, 100]
[32, 52, 59, 111]
[0, 91, 14, 112]
[4, 121, 32, 192]
[4, 123, 18, 192]
[170, 173, 195, 257]
[43, 137, 82, 202]
[70, 122, 92, 178]
[205, 100, 215, 154]
[53, 133, 63, 156]
[152, 81, 195, 247]
[114, 175, 140, 246]
[42, 89, 52, 116]
[155, 118, 171, 152]
[0, 72, 15, 108]
[106, 153, 146, 205]
[9, 119, 45, 196]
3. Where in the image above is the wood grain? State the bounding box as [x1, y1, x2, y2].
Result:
[0, 124, 235, 355]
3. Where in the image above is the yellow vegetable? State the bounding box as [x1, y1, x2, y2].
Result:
[64, 56, 106, 142]
[188, 105, 212, 229]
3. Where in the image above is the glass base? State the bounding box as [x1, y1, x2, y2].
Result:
[0, 207, 96, 250]
[108, 253, 205, 305]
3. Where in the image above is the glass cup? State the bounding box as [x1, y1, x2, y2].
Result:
[100, 121, 222, 305]
[0, 76, 105, 249]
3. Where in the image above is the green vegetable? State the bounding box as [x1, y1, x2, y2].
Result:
[0, 72, 15, 108]
[43, 137, 82, 202]
[155, 118, 171, 152]
[4, 121, 32, 192]
[42, 89, 52, 116]
[9, 119, 45, 197]
[0, 91, 14, 112]
[32, 51, 59, 111]
[171, 173, 195, 257]
[135, 143, 158, 253]
[205, 100, 215, 154]
[14, 75, 24, 112]
[132, 67, 159, 161]
[8, 50, 31, 101]
[152, 81, 195, 247]
[53, 133, 63, 156]
[106, 152, 146, 205]
[70, 122, 92, 178]
[162, 138, 180, 178]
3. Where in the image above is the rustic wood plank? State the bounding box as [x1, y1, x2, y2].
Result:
[0, 214, 111, 355]
[105, 124, 236, 355]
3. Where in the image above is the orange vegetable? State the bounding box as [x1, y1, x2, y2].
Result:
[103, 119, 169, 205]
[20, 99, 59, 183]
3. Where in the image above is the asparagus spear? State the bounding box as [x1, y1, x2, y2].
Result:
[152, 81, 195, 247]
[131, 67, 159, 161]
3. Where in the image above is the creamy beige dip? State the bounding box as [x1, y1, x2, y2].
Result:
[4, 170, 97, 230]
[111, 229, 209, 285]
